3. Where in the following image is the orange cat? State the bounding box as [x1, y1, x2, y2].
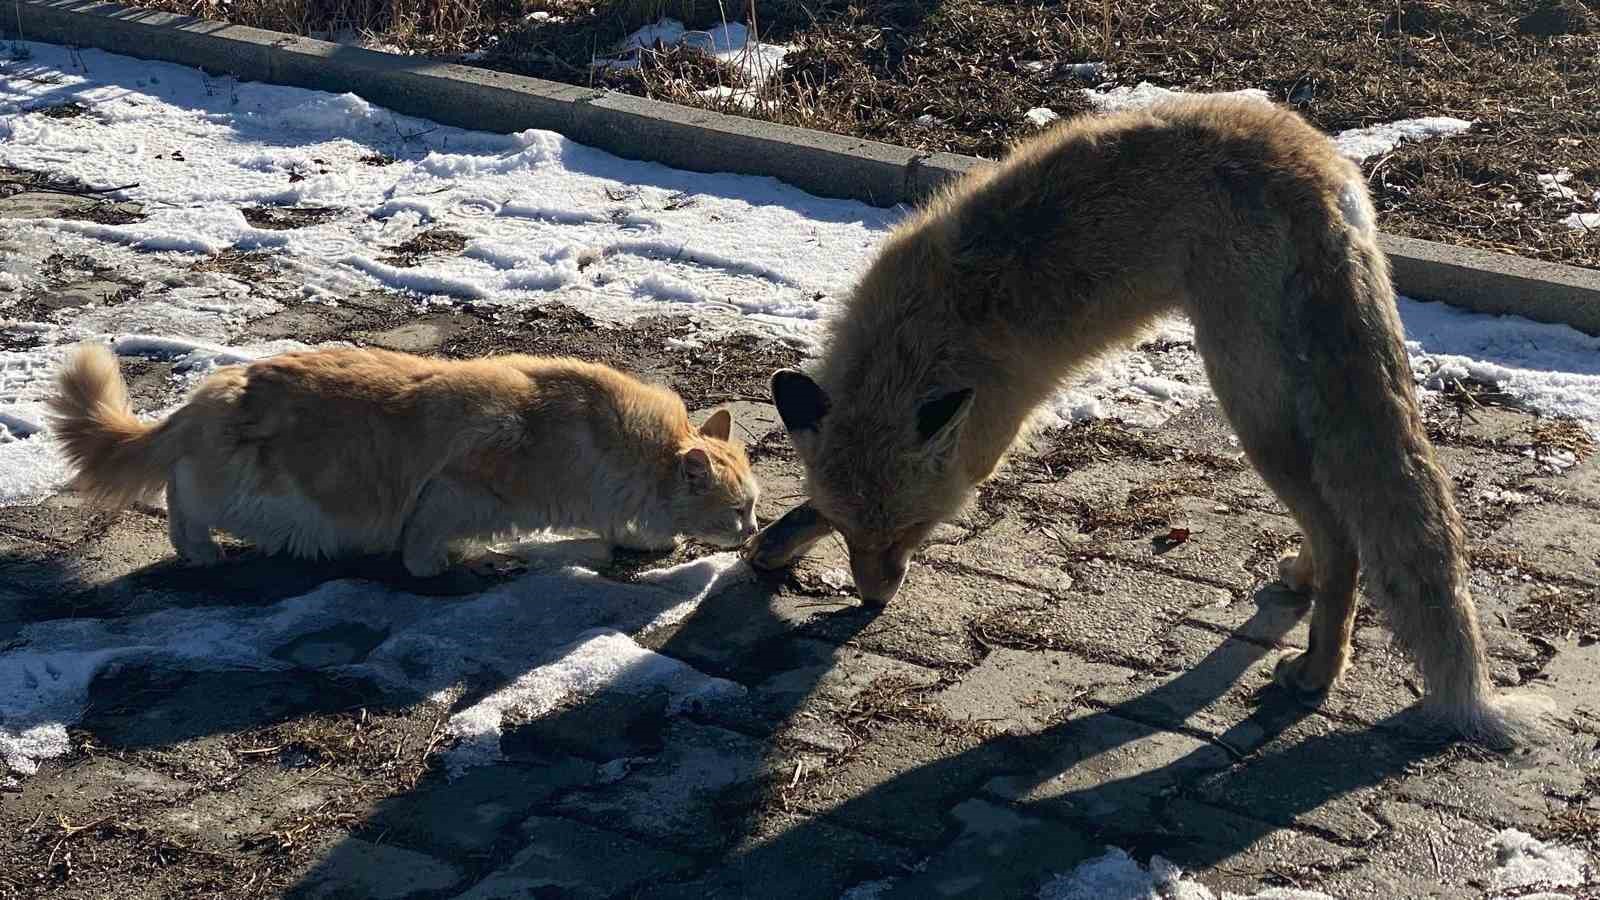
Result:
[47, 344, 759, 575]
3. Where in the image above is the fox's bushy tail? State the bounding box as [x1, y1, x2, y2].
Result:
[1305, 235, 1551, 748]
[47, 344, 183, 508]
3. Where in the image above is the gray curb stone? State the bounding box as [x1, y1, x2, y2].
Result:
[8, 0, 1599, 334]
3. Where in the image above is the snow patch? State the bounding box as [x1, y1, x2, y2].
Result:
[442, 629, 744, 776]
[1399, 296, 1600, 429]
[635, 271, 712, 305]
[1035, 834, 1593, 900]
[1331, 117, 1473, 162]
[344, 254, 493, 300]
[1080, 83, 1469, 162]
[604, 19, 791, 87]
[1039, 847, 1331, 899]
[112, 333, 261, 368]
[0, 547, 756, 776]
[1025, 107, 1061, 127]
[1488, 829, 1590, 891]
[1, 40, 893, 338]
[1083, 82, 1271, 114]
[1540, 169, 1579, 200]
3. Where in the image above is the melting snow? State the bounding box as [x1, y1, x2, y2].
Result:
[1084, 82, 1273, 114]
[1019, 834, 1595, 900]
[0, 42, 890, 344]
[603, 18, 791, 88]
[1401, 296, 1600, 428]
[1037, 847, 1331, 900]
[1081, 82, 1472, 162]
[1, 539, 752, 777]
[1026, 107, 1062, 127]
[1331, 116, 1473, 162]
[1488, 829, 1590, 892]
[1565, 212, 1599, 232]
[1540, 169, 1579, 200]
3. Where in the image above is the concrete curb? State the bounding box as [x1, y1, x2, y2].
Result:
[7, 0, 1600, 335]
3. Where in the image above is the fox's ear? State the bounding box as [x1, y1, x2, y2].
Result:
[916, 387, 974, 464]
[771, 369, 829, 434]
[698, 409, 732, 441]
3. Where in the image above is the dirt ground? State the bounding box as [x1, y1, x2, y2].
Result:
[4, 175, 1600, 898]
[124, 0, 1600, 270]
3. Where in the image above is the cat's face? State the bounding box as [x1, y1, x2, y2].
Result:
[676, 409, 760, 548]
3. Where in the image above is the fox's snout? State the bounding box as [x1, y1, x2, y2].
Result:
[848, 542, 912, 606]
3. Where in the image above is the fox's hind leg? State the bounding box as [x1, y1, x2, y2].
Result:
[1265, 489, 1360, 697]
[1189, 288, 1360, 698]
[1276, 543, 1314, 593]
[1288, 240, 1547, 747]
[1212, 405, 1361, 698]
[166, 458, 221, 565]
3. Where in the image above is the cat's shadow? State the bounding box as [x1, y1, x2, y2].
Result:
[118, 536, 663, 606]
[4, 533, 759, 754]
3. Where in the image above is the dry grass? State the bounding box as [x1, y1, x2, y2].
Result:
[149, 0, 523, 50]
[1514, 587, 1600, 642]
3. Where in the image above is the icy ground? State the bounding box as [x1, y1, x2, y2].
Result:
[3, 40, 1599, 898]
[1032, 830, 1592, 900]
[832, 827, 1597, 899]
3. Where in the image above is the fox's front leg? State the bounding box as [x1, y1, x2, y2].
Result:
[743, 501, 834, 571]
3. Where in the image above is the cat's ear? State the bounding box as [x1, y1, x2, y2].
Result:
[698, 409, 732, 442]
[680, 447, 714, 493]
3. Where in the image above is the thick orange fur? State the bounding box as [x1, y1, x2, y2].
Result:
[49, 344, 759, 575]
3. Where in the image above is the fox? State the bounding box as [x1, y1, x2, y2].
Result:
[744, 94, 1550, 749]
[48, 344, 759, 576]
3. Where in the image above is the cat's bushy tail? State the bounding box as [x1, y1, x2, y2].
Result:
[48, 343, 184, 508]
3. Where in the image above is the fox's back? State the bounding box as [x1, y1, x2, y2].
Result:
[934, 96, 1362, 283]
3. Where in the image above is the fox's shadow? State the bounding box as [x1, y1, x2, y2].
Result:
[295, 573, 1463, 898]
[2, 510, 1466, 898]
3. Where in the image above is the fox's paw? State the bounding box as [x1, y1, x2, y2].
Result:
[743, 504, 830, 571]
[1273, 648, 1344, 701]
[1276, 551, 1316, 595]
